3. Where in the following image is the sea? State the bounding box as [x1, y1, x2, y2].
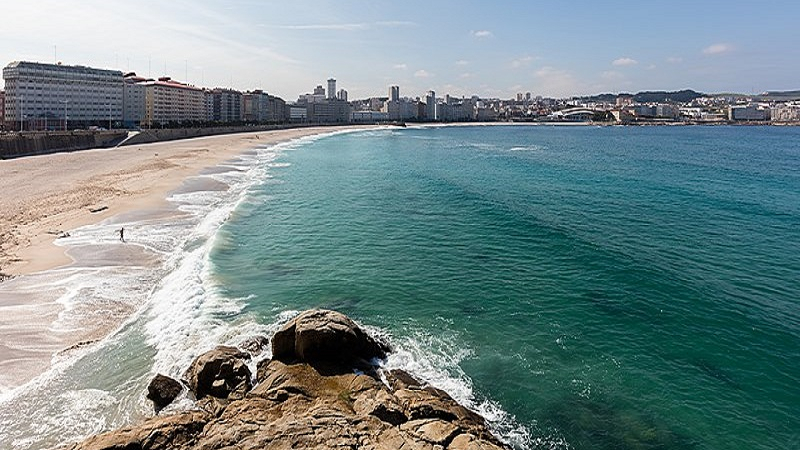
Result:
[0, 125, 798, 450]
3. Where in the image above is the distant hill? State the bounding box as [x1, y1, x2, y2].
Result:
[633, 90, 704, 103]
[756, 90, 800, 101]
[580, 89, 704, 104]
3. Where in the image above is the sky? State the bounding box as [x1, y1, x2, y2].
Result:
[1, 1, 799, 100]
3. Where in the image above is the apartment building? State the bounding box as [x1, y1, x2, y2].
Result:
[2, 61, 123, 130]
[141, 77, 207, 127]
[213, 88, 243, 123]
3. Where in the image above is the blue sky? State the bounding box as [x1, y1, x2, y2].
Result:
[2, 1, 798, 99]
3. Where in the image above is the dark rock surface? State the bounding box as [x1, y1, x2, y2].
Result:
[146, 374, 183, 410]
[63, 309, 509, 450]
[183, 345, 252, 400]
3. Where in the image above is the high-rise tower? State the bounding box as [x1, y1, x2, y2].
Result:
[327, 78, 336, 100]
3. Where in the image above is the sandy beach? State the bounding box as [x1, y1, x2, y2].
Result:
[0, 125, 373, 393]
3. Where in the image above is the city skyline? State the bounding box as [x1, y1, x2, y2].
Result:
[1, 1, 799, 99]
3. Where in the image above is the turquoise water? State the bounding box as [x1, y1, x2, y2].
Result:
[210, 126, 800, 450]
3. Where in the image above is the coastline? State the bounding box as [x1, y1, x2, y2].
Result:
[0, 125, 376, 395]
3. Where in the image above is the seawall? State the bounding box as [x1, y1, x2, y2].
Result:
[0, 131, 128, 159]
[0, 124, 336, 160]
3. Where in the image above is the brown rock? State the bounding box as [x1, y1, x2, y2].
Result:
[64, 411, 211, 450]
[449, 433, 508, 450]
[66, 310, 510, 450]
[146, 373, 183, 410]
[183, 346, 252, 400]
[238, 335, 270, 357]
[271, 309, 389, 366]
[401, 418, 461, 445]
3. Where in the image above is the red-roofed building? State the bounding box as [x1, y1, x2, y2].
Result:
[141, 77, 208, 127]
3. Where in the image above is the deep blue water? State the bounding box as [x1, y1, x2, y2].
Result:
[210, 125, 800, 450]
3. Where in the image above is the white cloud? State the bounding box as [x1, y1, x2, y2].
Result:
[511, 55, 535, 68]
[471, 30, 494, 39]
[667, 56, 683, 64]
[703, 43, 733, 55]
[393, 63, 408, 70]
[414, 69, 433, 78]
[455, 59, 470, 66]
[612, 57, 638, 67]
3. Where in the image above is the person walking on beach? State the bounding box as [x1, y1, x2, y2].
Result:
[119, 227, 125, 243]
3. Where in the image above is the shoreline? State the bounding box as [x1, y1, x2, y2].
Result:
[0, 125, 375, 277]
[0, 125, 376, 395]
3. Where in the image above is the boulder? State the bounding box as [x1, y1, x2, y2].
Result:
[67, 310, 510, 450]
[271, 309, 389, 366]
[64, 411, 211, 450]
[146, 373, 183, 410]
[183, 346, 252, 400]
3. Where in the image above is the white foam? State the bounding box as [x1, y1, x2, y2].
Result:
[0, 127, 540, 449]
[380, 326, 534, 449]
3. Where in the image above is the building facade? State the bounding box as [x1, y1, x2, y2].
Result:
[0, 91, 5, 130]
[123, 73, 146, 128]
[2, 61, 123, 131]
[306, 99, 351, 123]
[141, 77, 207, 127]
[213, 88, 243, 123]
[327, 78, 336, 100]
[729, 104, 770, 121]
[425, 91, 437, 121]
[771, 104, 800, 122]
[242, 90, 286, 123]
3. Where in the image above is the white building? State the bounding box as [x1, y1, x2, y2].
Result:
[728, 104, 770, 121]
[425, 90, 437, 121]
[123, 73, 147, 128]
[327, 78, 336, 100]
[351, 110, 388, 122]
[2, 61, 123, 131]
[771, 104, 800, 122]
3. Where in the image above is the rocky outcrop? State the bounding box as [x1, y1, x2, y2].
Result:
[146, 374, 183, 410]
[271, 309, 390, 366]
[64, 309, 508, 450]
[183, 345, 252, 401]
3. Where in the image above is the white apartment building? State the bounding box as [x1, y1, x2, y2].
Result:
[2, 61, 123, 131]
[771, 104, 800, 122]
[123, 73, 147, 128]
[141, 77, 207, 127]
